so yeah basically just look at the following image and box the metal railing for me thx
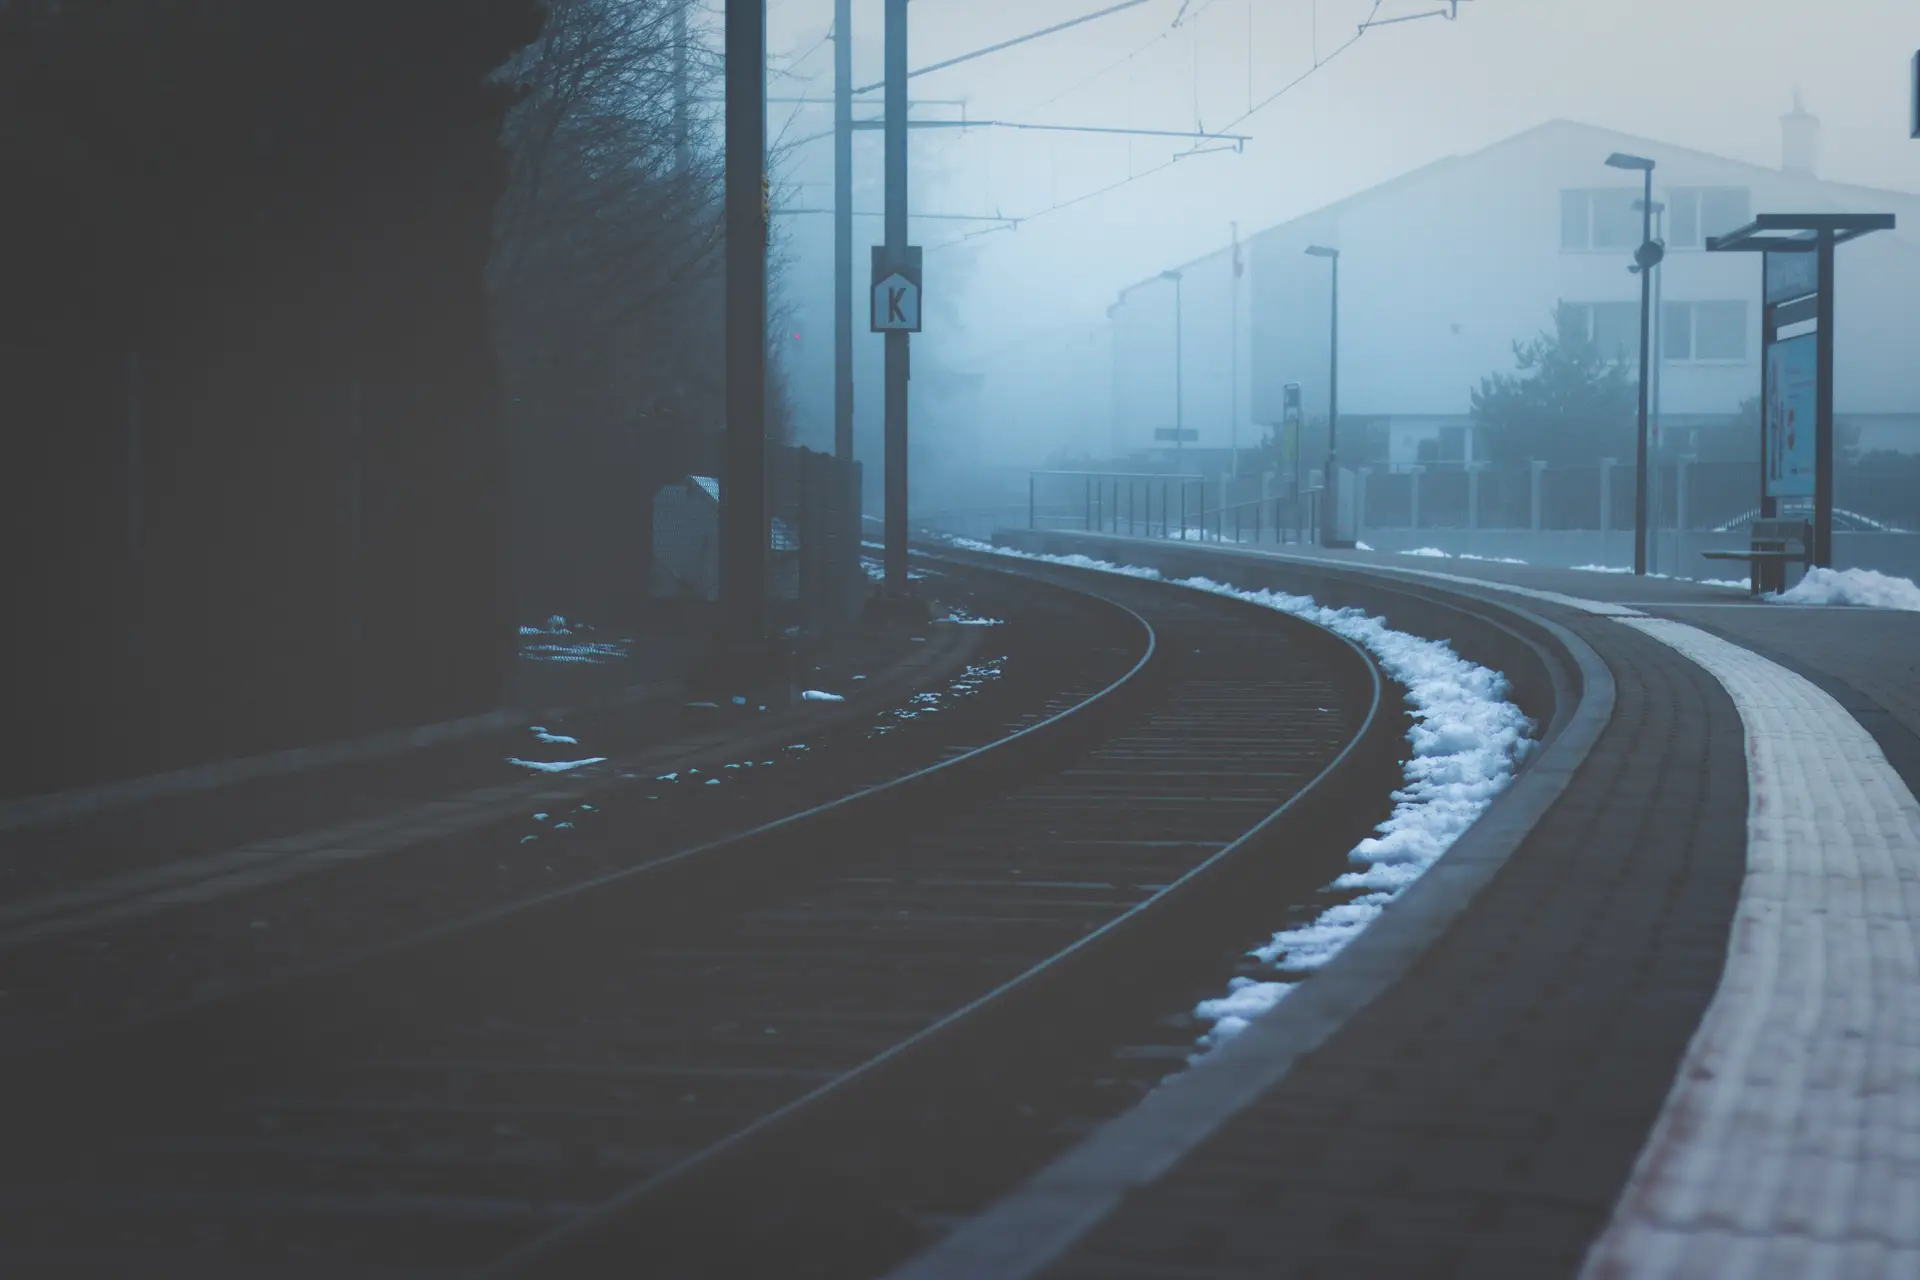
[1028,470,1324,546]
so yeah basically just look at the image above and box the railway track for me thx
[0,561,1119,1055]
[0,551,1406,1278]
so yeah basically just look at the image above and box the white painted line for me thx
[1580,617,1920,1278]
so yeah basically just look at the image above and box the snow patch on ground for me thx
[937,535,1538,1052]
[529,726,578,745]
[1456,553,1530,565]
[520,641,626,665]
[1355,541,1374,552]
[506,756,607,773]
[800,689,845,702]
[1770,566,1920,611]
[1399,547,1452,558]
[1175,573,1536,1049]
[1568,565,1778,591]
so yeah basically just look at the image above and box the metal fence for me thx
[1031,458,1920,541]
[1026,470,1321,546]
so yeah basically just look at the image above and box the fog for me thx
[754,0,1920,516]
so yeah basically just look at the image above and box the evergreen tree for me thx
[1471,303,1637,466]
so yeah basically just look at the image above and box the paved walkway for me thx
[894,534,1920,1280]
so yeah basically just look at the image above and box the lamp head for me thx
[1304,245,1339,259]
[1606,152,1655,172]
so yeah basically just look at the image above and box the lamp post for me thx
[1162,269,1185,471]
[1607,151,1660,575]
[1305,245,1343,547]
[1634,197,1666,571]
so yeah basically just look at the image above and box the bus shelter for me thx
[1705,212,1895,569]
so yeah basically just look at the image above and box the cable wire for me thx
[927,0,1390,252]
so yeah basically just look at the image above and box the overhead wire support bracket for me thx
[851,0,1153,94]
[1359,1,1471,31]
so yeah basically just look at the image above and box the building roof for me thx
[1115,117,1920,302]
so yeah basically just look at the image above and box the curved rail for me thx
[3,567,1158,1081]
[483,549,1404,1278]
[0,553,1403,1279]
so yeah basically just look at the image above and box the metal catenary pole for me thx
[882,0,910,594]
[833,0,853,464]
[722,0,769,648]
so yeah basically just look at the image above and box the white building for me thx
[1109,110,1920,472]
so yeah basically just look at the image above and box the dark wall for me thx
[0,0,543,796]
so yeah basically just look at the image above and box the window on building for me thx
[1560,188,1642,250]
[1560,190,1588,251]
[1693,301,1748,360]
[1565,301,1642,362]
[1660,301,1749,362]
[1662,301,1692,360]
[1438,425,1468,462]
[1665,187,1751,249]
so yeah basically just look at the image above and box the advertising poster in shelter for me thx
[1764,332,1817,498]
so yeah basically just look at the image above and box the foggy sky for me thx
[761,0,1917,364]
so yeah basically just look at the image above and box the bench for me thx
[1701,517,1812,594]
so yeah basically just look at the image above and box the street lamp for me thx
[1304,245,1344,548]
[1633,197,1666,572]
[1606,151,1660,575]
[1162,269,1185,468]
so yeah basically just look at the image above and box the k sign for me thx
[870,245,923,333]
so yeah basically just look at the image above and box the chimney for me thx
[1781,89,1820,179]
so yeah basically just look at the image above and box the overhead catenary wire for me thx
[850,0,1154,95]
[927,0,1395,253]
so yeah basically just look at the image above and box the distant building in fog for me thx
[1108,112,1920,474]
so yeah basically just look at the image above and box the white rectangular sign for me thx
[870,246,923,333]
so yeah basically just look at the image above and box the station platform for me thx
[895,531,1920,1280]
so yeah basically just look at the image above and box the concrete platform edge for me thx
[887,536,1618,1280]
